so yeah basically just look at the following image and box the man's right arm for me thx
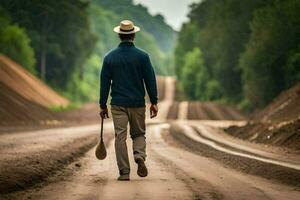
[99,57,112,112]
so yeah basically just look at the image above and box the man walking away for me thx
[99,20,158,181]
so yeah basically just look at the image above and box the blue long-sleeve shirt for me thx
[99,41,158,109]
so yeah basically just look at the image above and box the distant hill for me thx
[89,0,176,75]
[96,0,176,53]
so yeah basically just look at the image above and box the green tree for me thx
[239,0,300,108]
[174,22,199,79]
[0,11,36,73]
[64,54,101,102]
[88,1,171,75]
[181,48,215,100]
[95,0,176,53]
[284,45,300,88]
[175,0,271,104]
[0,0,96,89]
[88,3,119,56]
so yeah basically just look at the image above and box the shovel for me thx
[95,117,107,160]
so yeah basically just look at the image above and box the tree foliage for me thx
[0,10,36,73]
[181,48,222,101]
[95,0,176,53]
[90,0,176,75]
[0,0,96,89]
[175,0,300,110]
[0,0,177,102]
[239,0,300,109]
[82,1,177,102]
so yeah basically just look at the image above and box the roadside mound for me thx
[225,83,300,151]
[0,55,69,108]
[226,119,300,151]
[0,55,68,126]
[0,82,59,126]
[251,83,300,122]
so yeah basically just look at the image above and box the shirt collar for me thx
[119,41,135,47]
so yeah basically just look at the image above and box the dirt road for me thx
[5,123,299,199]
[1,77,300,200]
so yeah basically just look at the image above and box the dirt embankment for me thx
[0,55,69,107]
[0,55,69,126]
[0,56,115,195]
[226,119,300,151]
[0,82,59,126]
[225,83,300,151]
[251,83,300,122]
[0,56,99,130]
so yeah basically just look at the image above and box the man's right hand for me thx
[100,107,109,119]
[150,104,158,118]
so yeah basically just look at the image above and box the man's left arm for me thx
[143,54,158,118]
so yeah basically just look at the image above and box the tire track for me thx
[150,124,293,200]
[168,123,300,188]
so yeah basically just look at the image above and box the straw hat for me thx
[113,20,140,34]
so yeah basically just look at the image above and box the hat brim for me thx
[113,26,140,34]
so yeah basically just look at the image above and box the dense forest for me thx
[0,0,176,102]
[175,0,300,111]
[1,0,299,112]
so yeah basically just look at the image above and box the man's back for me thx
[99,41,157,109]
[99,20,158,181]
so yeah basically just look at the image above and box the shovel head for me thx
[95,139,107,160]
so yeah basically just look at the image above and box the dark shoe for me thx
[117,174,130,181]
[136,158,148,177]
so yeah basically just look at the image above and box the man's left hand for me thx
[150,104,158,118]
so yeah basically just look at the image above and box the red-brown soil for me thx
[0,55,69,107]
[226,119,300,151]
[225,83,300,151]
[0,82,60,126]
[251,83,300,122]
[0,55,70,126]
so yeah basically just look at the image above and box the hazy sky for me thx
[134,0,201,31]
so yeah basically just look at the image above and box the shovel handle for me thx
[100,117,104,140]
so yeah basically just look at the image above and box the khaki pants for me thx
[111,105,146,175]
